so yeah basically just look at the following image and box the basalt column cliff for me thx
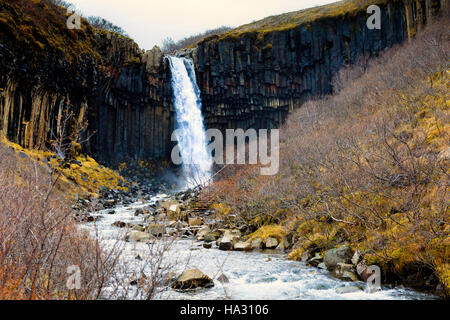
[191,0,446,132]
[0,0,446,164]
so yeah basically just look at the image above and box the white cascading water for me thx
[168,56,212,187]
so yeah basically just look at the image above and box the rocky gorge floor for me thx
[74,184,438,300]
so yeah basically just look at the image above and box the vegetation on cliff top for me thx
[199,0,390,44]
[204,15,449,297]
[0,0,102,64]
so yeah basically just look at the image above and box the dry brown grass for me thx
[0,141,118,299]
[207,13,449,296]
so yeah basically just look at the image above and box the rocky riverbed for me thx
[77,189,438,300]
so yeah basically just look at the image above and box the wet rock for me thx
[196,226,211,240]
[203,232,220,243]
[172,269,214,290]
[234,241,252,251]
[318,262,327,270]
[103,199,116,209]
[251,238,264,249]
[81,215,96,223]
[218,230,240,251]
[203,242,212,249]
[112,221,128,228]
[307,253,323,267]
[351,250,362,265]
[265,237,279,249]
[107,210,116,215]
[132,224,146,232]
[333,263,359,282]
[188,217,203,226]
[324,245,353,271]
[218,236,234,251]
[126,230,151,242]
[147,223,166,237]
[356,263,371,282]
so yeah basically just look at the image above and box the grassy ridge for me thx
[199,0,388,43]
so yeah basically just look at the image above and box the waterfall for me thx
[167,56,212,187]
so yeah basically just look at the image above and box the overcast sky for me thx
[68,0,337,50]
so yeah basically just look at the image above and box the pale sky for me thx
[69,0,337,50]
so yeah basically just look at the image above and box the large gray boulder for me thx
[147,223,166,237]
[233,241,252,251]
[332,263,359,282]
[265,237,279,249]
[324,245,353,271]
[251,238,264,249]
[218,230,240,251]
[172,269,214,290]
[125,231,151,242]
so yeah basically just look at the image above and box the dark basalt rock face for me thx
[86,36,175,164]
[0,0,175,164]
[0,0,445,164]
[192,0,444,133]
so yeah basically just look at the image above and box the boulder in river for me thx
[251,238,264,249]
[234,241,252,251]
[188,217,203,226]
[203,242,212,249]
[132,224,146,232]
[172,269,214,290]
[103,199,116,209]
[324,245,353,271]
[265,237,279,249]
[307,253,323,267]
[218,235,234,251]
[203,232,220,243]
[218,230,240,251]
[112,221,128,228]
[196,226,211,240]
[126,230,151,242]
[147,223,166,237]
[332,263,359,282]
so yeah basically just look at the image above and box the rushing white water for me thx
[168,56,212,186]
[81,199,437,300]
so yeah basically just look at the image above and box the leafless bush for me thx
[0,142,118,299]
[210,14,449,293]
[162,26,232,54]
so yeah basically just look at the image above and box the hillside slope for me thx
[205,14,449,297]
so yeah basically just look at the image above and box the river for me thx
[80,194,437,300]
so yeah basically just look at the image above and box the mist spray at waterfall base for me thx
[168,56,213,189]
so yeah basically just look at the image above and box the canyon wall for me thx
[0,0,446,164]
[86,37,174,163]
[191,0,445,132]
